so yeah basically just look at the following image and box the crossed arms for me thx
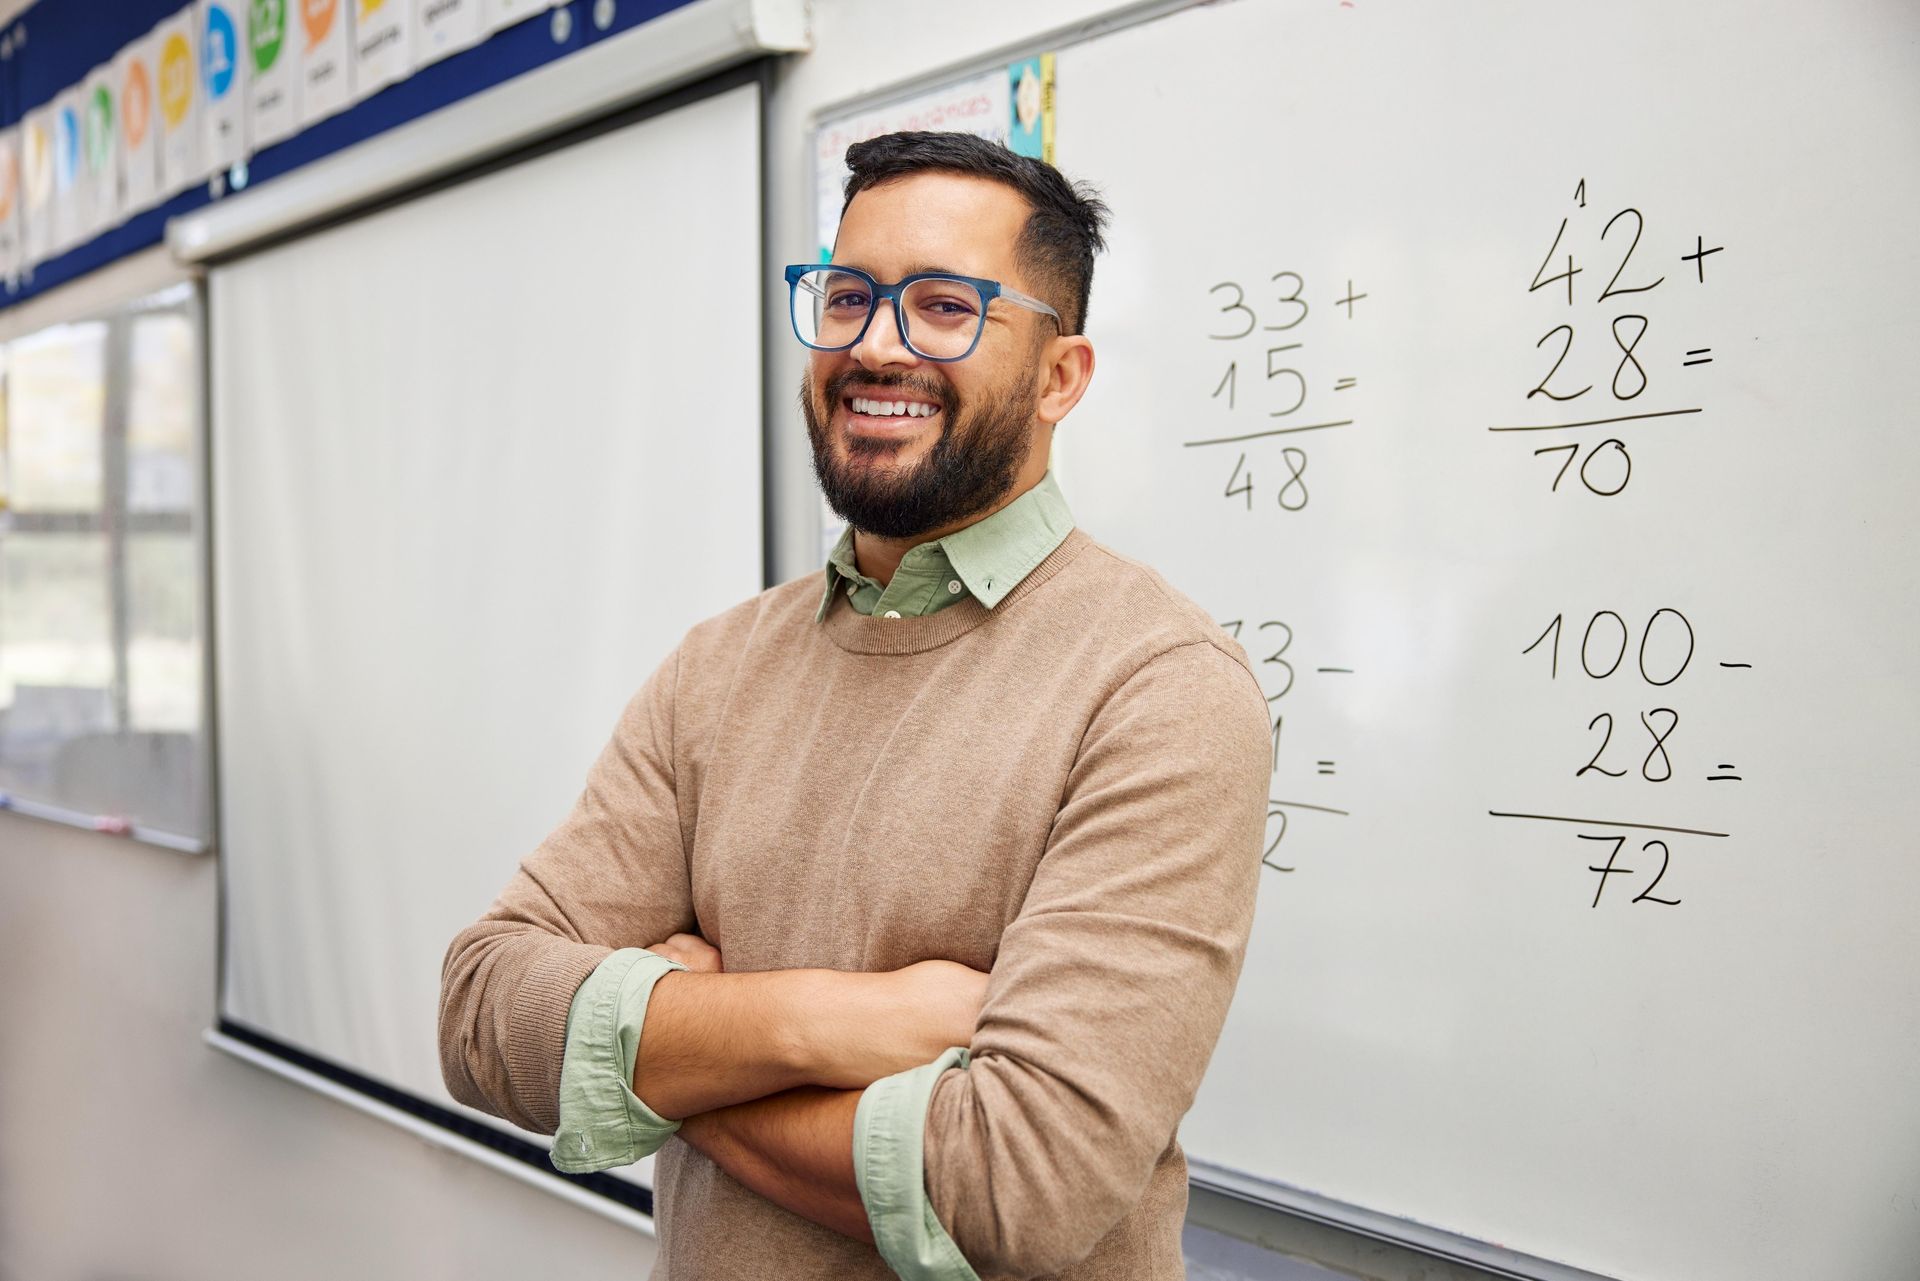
[438,640,1272,1277]
[623,931,989,1243]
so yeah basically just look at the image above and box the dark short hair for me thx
[841,131,1111,336]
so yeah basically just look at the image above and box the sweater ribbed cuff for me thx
[504,938,614,1134]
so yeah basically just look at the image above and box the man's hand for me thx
[804,959,988,1090]
[647,932,723,973]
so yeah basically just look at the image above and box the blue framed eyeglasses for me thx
[784,264,1061,362]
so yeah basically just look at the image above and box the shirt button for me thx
[947,580,962,594]
[847,583,858,596]
[883,610,902,619]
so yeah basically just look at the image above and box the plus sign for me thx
[1336,279,1367,319]
[1682,235,1724,283]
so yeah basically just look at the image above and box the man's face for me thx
[802,172,1053,540]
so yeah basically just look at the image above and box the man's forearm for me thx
[632,969,826,1119]
[633,959,983,1119]
[677,1087,870,1242]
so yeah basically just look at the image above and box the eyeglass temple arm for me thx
[997,284,1060,322]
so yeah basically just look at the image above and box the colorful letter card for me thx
[118,34,164,214]
[247,0,298,148]
[157,7,209,197]
[202,0,249,170]
[352,0,414,98]
[298,0,355,126]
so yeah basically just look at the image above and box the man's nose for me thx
[852,296,920,370]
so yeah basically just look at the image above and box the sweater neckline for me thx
[820,528,1093,655]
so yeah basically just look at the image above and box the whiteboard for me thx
[820,3,1920,1278]
[213,81,763,1188]
[1051,2,1920,1277]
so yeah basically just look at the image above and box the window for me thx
[0,282,205,846]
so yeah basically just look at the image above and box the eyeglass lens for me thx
[793,269,985,360]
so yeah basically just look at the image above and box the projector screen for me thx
[211,80,764,1193]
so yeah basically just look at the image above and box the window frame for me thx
[0,276,210,853]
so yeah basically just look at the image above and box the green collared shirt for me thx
[816,470,1075,621]
[552,473,1076,1279]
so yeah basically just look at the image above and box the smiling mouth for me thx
[841,394,943,430]
[846,395,940,418]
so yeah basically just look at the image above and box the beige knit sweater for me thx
[439,529,1272,1280]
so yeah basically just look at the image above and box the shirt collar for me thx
[815,471,1076,621]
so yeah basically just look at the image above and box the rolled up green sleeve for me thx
[550,947,687,1174]
[853,1046,980,1281]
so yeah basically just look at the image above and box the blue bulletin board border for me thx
[0,0,696,310]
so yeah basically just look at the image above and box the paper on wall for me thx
[117,34,164,214]
[0,128,22,284]
[81,64,122,240]
[352,0,413,98]
[414,0,480,66]
[156,7,209,197]
[246,0,298,148]
[298,0,355,125]
[18,107,51,268]
[49,86,83,254]
[202,0,248,171]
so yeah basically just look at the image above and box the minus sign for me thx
[1316,667,1353,673]
[1719,662,1752,668]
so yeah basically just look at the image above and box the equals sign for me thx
[1333,378,1357,391]
[1683,348,1713,366]
[1317,760,1337,776]
[1708,763,1742,782]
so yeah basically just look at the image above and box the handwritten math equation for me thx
[1218,614,1351,876]
[1492,604,1752,908]
[1187,268,1365,511]
[1489,178,1726,493]
[1182,185,1744,901]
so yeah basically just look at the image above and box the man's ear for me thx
[1036,335,1095,427]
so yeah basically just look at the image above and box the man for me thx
[439,131,1270,1280]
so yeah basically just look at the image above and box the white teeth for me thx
[850,396,937,419]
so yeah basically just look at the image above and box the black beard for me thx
[802,366,1036,541]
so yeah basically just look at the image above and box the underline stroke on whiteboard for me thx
[1488,809,1728,838]
[1486,407,1703,433]
[1184,419,1353,447]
